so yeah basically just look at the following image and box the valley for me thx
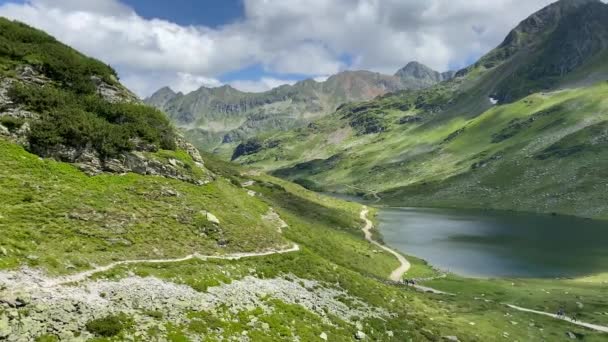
[1,0,608,341]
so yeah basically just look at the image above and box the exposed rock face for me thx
[91,75,139,104]
[395,61,454,88]
[29,141,211,185]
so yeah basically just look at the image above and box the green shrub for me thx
[85,314,132,337]
[0,116,24,132]
[10,83,176,159]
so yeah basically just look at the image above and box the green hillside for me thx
[234,0,608,220]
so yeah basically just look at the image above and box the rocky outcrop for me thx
[0,65,211,185]
[91,75,139,104]
[29,141,211,185]
[395,61,454,88]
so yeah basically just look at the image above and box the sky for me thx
[0,0,568,97]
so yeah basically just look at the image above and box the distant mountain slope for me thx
[145,62,452,156]
[233,0,608,220]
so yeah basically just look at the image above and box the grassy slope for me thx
[0,139,287,275]
[237,81,608,219]
[1,139,607,340]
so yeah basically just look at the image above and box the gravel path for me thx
[507,304,608,333]
[46,244,300,287]
[360,207,450,295]
[360,207,410,281]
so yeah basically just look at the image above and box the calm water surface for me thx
[379,207,608,278]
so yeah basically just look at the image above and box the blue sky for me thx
[121,0,244,27]
[0,0,559,96]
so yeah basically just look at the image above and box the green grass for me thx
[3,136,608,341]
[235,81,608,220]
[0,139,287,274]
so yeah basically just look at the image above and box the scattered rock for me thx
[241,180,255,187]
[355,331,366,340]
[0,313,11,338]
[206,212,220,225]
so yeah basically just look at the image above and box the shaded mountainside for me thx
[145,62,452,157]
[233,0,608,220]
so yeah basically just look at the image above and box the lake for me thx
[378,207,608,278]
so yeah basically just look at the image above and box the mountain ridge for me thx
[145,62,453,156]
[232,0,608,220]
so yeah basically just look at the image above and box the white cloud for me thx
[0,0,573,97]
[229,78,299,93]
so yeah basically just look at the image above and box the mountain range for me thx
[145,62,453,156]
[231,0,608,220]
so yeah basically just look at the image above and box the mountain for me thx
[395,61,455,88]
[2,10,608,342]
[145,63,452,157]
[232,0,608,220]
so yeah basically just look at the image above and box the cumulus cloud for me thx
[0,0,567,97]
[229,77,299,93]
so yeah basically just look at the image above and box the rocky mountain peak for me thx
[394,61,453,86]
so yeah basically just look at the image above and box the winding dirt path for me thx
[360,207,410,281]
[507,304,608,333]
[360,207,450,295]
[47,244,300,287]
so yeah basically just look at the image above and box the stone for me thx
[576,301,584,309]
[0,247,7,256]
[320,332,328,340]
[206,212,220,225]
[0,313,11,338]
[443,336,460,342]
[566,331,577,339]
[355,331,366,340]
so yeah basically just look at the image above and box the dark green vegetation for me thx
[0,17,116,93]
[234,0,608,220]
[85,314,133,337]
[0,18,174,160]
[146,63,453,157]
[10,83,175,158]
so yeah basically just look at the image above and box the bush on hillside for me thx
[10,83,176,159]
[85,314,132,337]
